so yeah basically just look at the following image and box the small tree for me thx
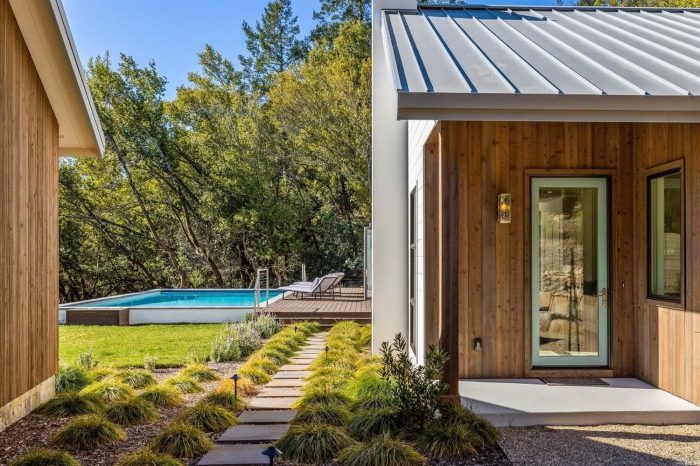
[380,333,449,432]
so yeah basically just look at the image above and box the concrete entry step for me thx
[265,378,306,388]
[219,424,290,443]
[273,371,309,379]
[460,378,700,427]
[258,387,301,398]
[248,396,297,410]
[198,443,271,465]
[237,410,296,424]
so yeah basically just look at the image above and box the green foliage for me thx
[145,354,160,371]
[346,365,387,400]
[35,392,103,417]
[8,449,79,466]
[179,364,219,382]
[291,403,350,426]
[164,376,203,394]
[217,378,258,397]
[258,347,289,366]
[347,407,400,441]
[76,349,99,371]
[416,422,479,458]
[276,424,355,464]
[245,356,279,375]
[358,325,372,347]
[263,341,295,358]
[202,389,246,412]
[80,381,135,403]
[139,385,184,407]
[349,393,394,412]
[339,434,425,466]
[380,333,449,431]
[151,423,213,459]
[209,333,242,363]
[112,369,157,389]
[55,365,91,393]
[238,365,271,385]
[439,402,501,447]
[115,449,183,466]
[295,389,351,409]
[106,398,159,426]
[52,415,125,449]
[245,312,283,338]
[87,368,115,382]
[178,403,238,433]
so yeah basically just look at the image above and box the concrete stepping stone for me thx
[258,387,301,398]
[265,378,306,388]
[198,443,270,465]
[290,358,314,364]
[219,424,290,443]
[273,371,310,379]
[280,364,310,371]
[237,410,296,424]
[248,396,297,410]
[295,351,320,357]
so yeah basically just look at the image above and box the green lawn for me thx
[59,324,223,368]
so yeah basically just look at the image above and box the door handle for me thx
[601,287,607,308]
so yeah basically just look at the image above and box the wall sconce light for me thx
[498,193,511,224]
[474,338,483,352]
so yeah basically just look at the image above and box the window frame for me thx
[646,163,685,305]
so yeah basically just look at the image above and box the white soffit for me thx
[10,0,105,157]
[382,5,700,121]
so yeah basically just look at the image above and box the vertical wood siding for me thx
[0,0,60,408]
[426,121,700,404]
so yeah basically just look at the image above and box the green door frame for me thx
[531,177,609,367]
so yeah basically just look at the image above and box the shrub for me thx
[347,407,401,441]
[340,434,425,466]
[35,392,103,417]
[106,398,159,426]
[295,389,351,409]
[87,368,115,382]
[8,449,79,466]
[52,415,125,449]
[178,403,238,432]
[276,424,355,464]
[144,354,159,372]
[439,402,500,447]
[245,312,282,338]
[76,349,98,371]
[227,322,263,356]
[151,423,213,459]
[202,389,245,412]
[180,364,219,382]
[209,333,241,363]
[139,385,184,407]
[380,333,448,431]
[115,449,183,466]
[291,403,350,426]
[238,365,271,385]
[245,356,278,375]
[416,422,479,457]
[80,381,135,403]
[217,378,258,397]
[55,365,90,393]
[164,376,202,394]
[112,370,157,389]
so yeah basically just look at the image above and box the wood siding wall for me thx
[0,0,60,408]
[426,121,700,404]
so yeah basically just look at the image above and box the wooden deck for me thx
[266,288,371,328]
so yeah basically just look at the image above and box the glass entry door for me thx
[531,177,608,367]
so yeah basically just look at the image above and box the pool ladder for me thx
[254,268,270,313]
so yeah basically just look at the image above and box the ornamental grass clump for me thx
[35,392,103,417]
[305,366,353,383]
[52,415,125,449]
[439,402,501,447]
[115,449,183,466]
[180,363,219,382]
[55,365,90,393]
[291,403,351,426]
[202,388,246,412]
[358,325,372,348]
[80,381,135,403]
[8,449,79,466]
[178,403,238,432]
[106,398,159,426]
[151,423,213,459]
[275,424,355,464]
[88,368,115,382]
[295,389,352,409]
[238,365,271,385]
[339,434,425,466]
[139,385,184,407]
[346,365,388,400]
[245,356,279,375]
[416,422,479,457]
[263,341,295,358]
[347,407,401,441]
[163,376,202,394]
[257,347,289,366]
[217,378,258,397]
[112,369,157,389]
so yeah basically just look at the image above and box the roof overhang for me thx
[9,0,104,157]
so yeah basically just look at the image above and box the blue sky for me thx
[63,0,553,99]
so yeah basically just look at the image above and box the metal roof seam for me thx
[616,10,700,46]
[399,12,434,92]
[382,12,408,92]
[639,9,700,35]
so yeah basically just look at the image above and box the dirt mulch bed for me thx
[0,362,241,466]
[500,424,700,466]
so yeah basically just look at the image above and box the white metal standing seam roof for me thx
[381,5,700,121]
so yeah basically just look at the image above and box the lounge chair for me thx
[291,272,344,297]
[279,274,339,299]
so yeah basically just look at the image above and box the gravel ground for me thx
[499,425,700,466]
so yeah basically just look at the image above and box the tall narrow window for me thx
[409,188,417,352]
[648,169,683,302]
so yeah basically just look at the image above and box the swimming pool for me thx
[59,289,284,325]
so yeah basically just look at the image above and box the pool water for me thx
[67,289,283,308]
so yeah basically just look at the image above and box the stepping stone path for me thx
[199,332,329,466]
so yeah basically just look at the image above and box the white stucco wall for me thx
[371,0,417,352]
[408,120,436,364]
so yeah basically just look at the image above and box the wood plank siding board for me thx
[0,0,60,408]
[425,121,700,404]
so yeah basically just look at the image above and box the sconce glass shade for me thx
[498,193,512,224]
